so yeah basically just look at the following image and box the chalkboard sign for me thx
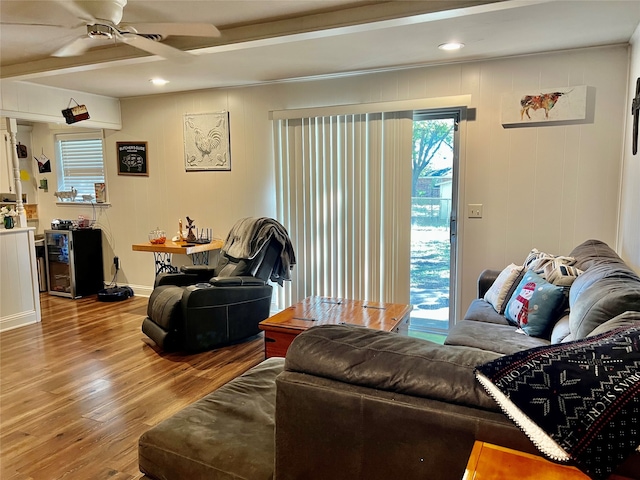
[117,142,148,176]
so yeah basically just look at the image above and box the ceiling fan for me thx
[31,0,220,61]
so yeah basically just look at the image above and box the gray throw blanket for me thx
[222,217,296,285]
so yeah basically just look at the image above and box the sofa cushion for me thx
[445,320,549,355]
[138,357,283,480]
[587,311,640,337]
[569,264,640,339]
[463,298,512,325]
[285,324,501,411]
[483,263,525,314]
[504,271,567,337]
[569,239,628,271]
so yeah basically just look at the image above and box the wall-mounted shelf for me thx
[0,202,38,220]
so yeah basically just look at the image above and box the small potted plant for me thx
[0,206,18,229]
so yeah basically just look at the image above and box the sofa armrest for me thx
[154,272,200,287]
[179,264,217,276]
[478,269,502,298]
[285,324,502,411]
[209,276,267,286]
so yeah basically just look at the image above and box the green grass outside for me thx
[408,330,446,344]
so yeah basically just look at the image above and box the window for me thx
[55,131,105,200]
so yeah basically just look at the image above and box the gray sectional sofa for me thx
[139,239,640,480]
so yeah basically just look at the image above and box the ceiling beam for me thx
[1,0,513,80]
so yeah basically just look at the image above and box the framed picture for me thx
[183,112,231,171]
[501,85,589,128]
[94,183,106,203]
[117,141,149,176]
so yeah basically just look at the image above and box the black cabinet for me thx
[44,229,104,298]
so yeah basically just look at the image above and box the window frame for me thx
[54,130,107,204]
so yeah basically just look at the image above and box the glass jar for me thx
[148,227,166,244]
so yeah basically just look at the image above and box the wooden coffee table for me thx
[259,295,412,358]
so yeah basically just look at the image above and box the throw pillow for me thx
[522,248,576,277]
[504,271,566,337]
[483,263,525,314]
[543,261,583,287]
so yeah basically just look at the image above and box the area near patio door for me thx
[409,112,458,335]
[273,103,463,332]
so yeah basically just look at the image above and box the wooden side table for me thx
[259,296,412,358]
[132,239,223,275]
[463,441,631,480]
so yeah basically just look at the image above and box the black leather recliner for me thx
[142,217,295,352]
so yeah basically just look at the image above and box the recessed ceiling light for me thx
[150,78,169,86]
[438,42,465,51]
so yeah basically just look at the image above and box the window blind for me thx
[55,131,105,198]
[273,111,413,308]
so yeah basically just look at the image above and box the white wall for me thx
[31,45,632,314]
[619,25,640,273]
[1,81,121,130]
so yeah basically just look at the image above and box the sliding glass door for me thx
[409,110,460,334]
[273,106,462,331]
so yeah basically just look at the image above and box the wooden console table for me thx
[259,295,412,358]
[463,441,632,480]
[132,239,223,275]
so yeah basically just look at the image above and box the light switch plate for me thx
[468,204,483,218]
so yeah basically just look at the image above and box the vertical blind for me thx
[55,131,105,198]
[273,111,414,308]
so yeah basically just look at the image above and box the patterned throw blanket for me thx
[475,326,640,479]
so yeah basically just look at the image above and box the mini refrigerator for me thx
[44,228,104,298]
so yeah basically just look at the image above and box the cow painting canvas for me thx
[501,85,588,127]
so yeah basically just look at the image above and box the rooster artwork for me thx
[183,112,231,170]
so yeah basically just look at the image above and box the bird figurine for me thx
[186,216,196,242]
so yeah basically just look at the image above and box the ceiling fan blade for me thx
[52,36,96,57]
[123,23,221,38]
[118,33,194,62]
[0,21,83,28]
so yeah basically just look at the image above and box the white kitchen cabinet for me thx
[0,227,41,331]
[0,129,14,195]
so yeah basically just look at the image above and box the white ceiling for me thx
[1,0,640,99]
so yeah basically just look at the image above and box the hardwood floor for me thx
[0,293,265,480]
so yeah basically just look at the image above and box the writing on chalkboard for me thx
[117,142,149,176]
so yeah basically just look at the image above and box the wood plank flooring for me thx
[0,293,265,480]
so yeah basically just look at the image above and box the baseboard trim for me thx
[0,310,39,332]
[128,284,153,298]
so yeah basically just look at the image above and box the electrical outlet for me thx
[468,204,483,218]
